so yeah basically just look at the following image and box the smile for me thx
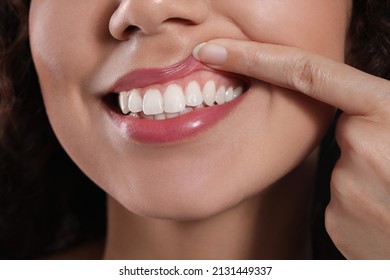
[105,56,249,144]
[118,77,244,120]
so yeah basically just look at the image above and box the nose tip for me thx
[109,0,209,40]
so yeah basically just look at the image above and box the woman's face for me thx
[30,0,351,219]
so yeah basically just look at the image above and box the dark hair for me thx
[0,0,106,259]
[0,0,389,259]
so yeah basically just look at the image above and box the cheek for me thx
[28,1,112,183]
[29,0,115,143]
[216,0,350,60]
[29,1,113,90]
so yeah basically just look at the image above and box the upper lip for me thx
[110,56,209,93]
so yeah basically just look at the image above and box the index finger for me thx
[193,38,390,116]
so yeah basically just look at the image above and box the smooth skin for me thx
[30,0,345,222]
[194,39,390,259]
[31,0,384,259]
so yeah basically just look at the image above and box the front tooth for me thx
[185,80,203,107]
[215,86,226,105]
[119,92,130,114]
[143,88,164,115]
[225,87,235,102]
[128,89,143,113]
[202,81,216,106]
[163,84,186,113]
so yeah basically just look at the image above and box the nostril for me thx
[163,18,196,26]
[124,25,140,36]
[109,0,209,40]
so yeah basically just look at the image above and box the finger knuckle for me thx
[330,160,363,205]
[324,202,342,245]
[335,115,364,155]
[288,53,326,95]
[362,95,390,122]
[330,163,351,199]
[324,217,350,257]
[357,81,390,119]
[325,199,354,254]
[335,115,351,151]
[324,202,336,233]
[336,116,389,169]
[329,165,343,194]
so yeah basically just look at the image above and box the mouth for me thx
[114,73,245,120]
[103,57,249,144]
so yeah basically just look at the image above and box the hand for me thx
[193,38,390,259]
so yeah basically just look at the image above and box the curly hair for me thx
[0,0,389,259]
[348,0,390,78]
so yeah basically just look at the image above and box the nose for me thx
[109,0,209,40]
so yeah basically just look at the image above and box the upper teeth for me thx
[118,80,244,118]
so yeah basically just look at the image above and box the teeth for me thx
[166,113,179,119]
[202,80,216,106]
[129,112,141,119]
[163,84,186,113]
[185,81,203,107]
[140,112,154,120]
[179,107,194,115]
[215,85,226,105]
[154,113,166,120]
[143,88,164,115]
[225,87,234,102]
[128,89,143,113]
[118,80,245,119]
[119,92,130,114]
[233,86,244,98]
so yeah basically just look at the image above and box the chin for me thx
[105,173,255,221]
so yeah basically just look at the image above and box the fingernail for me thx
[192,43,228,65]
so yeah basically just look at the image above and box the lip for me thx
[106,56,248,145]
[111,56,204,93]
[109,95,244,144]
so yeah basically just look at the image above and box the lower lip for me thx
[108,95,245,145]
